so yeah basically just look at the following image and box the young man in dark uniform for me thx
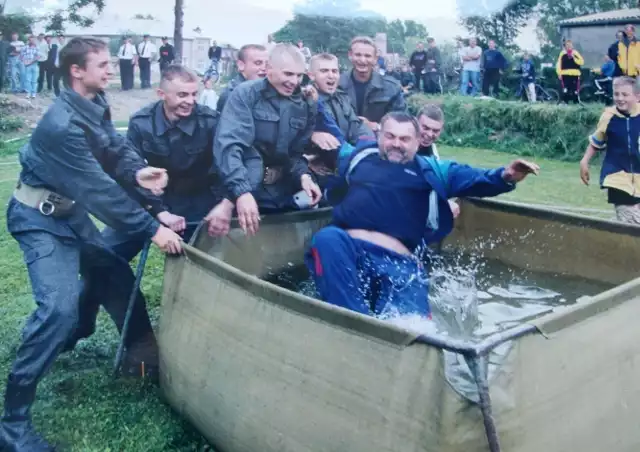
[339,36,406,135]
[102,64,222,260]
[216,44,268,113]
[306,112,539,318]
[0,37,183,451]
[207,44,322,237]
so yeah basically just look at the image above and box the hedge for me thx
[407,94,604,161]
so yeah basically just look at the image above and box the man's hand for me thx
[448,199,461,219]
[301,174,322,206]
[502,159,540,183]
[157,211,186,233]
[136,167,168,195]
[359,117,379,133]
[301,85,318,101]
[236,192,260,236]
[151,225,183,254]
[311,131,341,151]
[580,159,590,185]
[204,198,235,237]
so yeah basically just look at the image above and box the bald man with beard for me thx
[206,44,322,237]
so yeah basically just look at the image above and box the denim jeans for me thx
[305,226,430,318]
[9,57,23,93]
[23,63,37,96]
[460,70,480,96]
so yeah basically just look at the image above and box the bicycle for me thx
[515,76,559,103]
[578,74,612,105]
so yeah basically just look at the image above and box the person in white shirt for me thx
[9,32,25,93]
[118,36,137,91]
[137,34,157,89]
[52,35,65,96]
[459,37,482,96]
[198,77,219,110]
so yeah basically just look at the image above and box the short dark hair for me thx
[238,44,266,62]
[160,64,199,86]
[59,37,108,87]
[417,104,444,123]
[380,111,420,137]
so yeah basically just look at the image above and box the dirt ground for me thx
[4,86,159,137]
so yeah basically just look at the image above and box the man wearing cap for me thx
[137,34,156,89]
[158,37,174,74]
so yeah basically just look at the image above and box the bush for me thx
[407,94,604,161]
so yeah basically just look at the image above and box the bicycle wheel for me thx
[540,87,560,103]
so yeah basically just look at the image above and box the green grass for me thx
[0,140,613,450]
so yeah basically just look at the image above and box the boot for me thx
[0,375,55,451]
[120,332,159,381]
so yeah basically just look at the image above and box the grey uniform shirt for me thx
[338,70,406,124]
[214,78,317,200]
[126,101,221,216]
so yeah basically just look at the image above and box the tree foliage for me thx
[274,11,428,62]
[43,0,105,34]
[293,0,383,19]
[0,11,33,39]
[536,0,636,59]
[459,0,537,51]
[386,19,428,54]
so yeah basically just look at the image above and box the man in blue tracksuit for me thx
[305,112,539,318]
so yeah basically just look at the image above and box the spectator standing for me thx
[519,51,537,102]
[481,40,508,97]
[208,40,222,72]
[158,37,174,73]
[36,34,51,93]
[118,36,137,91]
[9,32,25,93]
[297,40,312,69]
[0,33,9,93]
[137,34,156,89]
[20,35,39,99]
[52,35,65,96]
[616,24,640,77]
[424,38,442,94]
[556,40,584,104]
[459,37,482,96]
[608,31,625,77]
[409,42,428,92]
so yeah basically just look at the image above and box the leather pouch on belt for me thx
[13,181,76,218]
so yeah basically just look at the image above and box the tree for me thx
[459,0,537,51]
[0,6,33,39]
[42,0,106,34]
[536,0,635,59]
[386,19,429,54]
[174,0,184,64]
[274,13,386,62]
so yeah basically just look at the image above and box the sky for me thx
[21,0,540,51]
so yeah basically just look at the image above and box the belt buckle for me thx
[38,200,56,216]
[263,166,281,185]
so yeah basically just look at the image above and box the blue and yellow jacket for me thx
[617,37,640,77]
[589,104,640,195]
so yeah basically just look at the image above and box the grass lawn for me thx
[0,139,613,450]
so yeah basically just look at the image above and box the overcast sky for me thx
[23,0,540,51]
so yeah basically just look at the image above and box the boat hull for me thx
[158,199,640,452]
